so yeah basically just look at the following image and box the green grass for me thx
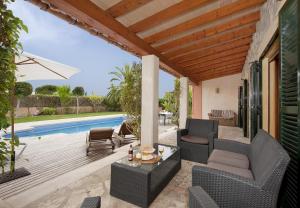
[15,112,124,123]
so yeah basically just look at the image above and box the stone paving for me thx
[0,125,248,208]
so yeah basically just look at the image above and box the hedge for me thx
[18,95,105,108]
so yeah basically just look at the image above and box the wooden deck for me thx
[0,132,117,199]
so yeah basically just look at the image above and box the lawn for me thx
[15,112,124,123]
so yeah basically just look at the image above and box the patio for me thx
[2,0,298,207]
[0,116,175,201]
[0,126,247,208]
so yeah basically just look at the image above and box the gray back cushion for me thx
[249,130,283,185]
[213,120,219,138]
[187,119,214,138]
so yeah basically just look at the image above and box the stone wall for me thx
[242,0,286,79]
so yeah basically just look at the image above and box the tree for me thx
[0,0,28,174]
[88,95,103,112]
[162,79,180,127]
[72,86,84,96]
[72,86,84,114]
[109,62,142,139]
[159,98,165,110]
[105,84,121,111]
[35,85,57,95]
[57,86,72,107]
[15,82,32,108]
[188,87,192,116]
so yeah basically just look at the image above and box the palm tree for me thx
[108,62,142,139]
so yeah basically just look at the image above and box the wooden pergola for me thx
[29,0,265,83]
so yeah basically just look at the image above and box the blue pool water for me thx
[4,116,125,139]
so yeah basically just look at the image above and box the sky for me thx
[9,0,175,97]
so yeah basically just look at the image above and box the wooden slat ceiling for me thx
[28,0,266,83]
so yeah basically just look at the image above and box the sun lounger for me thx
[114,121,136,145]
[86,128,115,155]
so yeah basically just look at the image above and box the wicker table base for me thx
[110,144,181,208]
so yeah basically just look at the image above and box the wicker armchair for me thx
[208,110,236,126]
[189,186,219,208]
[191,130,290,208]
[177,119,218,163]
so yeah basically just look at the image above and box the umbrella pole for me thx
[10,84,16,174]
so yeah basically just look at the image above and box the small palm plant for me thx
[109,62,142,139]
[0,137,9,175]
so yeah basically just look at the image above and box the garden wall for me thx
[14,95,107,117]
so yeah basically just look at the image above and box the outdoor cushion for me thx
[187,119,214,138]
[249,130,284,184]
[208,149,249,169]
[211,110,222,117]
[181,135,209,145]
[221,110,235,119]
[207,162,253,179]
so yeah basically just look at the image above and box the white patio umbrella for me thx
[11,52,79,160]
[15,52,79,81]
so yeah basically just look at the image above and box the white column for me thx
[179,77,189,129]
[141,55,159,148]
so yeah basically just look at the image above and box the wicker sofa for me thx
[208,110,236,126]
[177,119,218,163]
[190,130,290,208]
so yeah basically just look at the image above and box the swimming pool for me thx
[4,116,125,139]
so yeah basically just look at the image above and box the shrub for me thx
[39,107,56,115]
[72,86,85,96]
[57,86,72,106]
[88,95,103,111]
[35,85,57,95]
[15,82,33,97]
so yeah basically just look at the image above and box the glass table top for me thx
[115,144,179,172]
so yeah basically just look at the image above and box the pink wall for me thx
[191,74,241,119]
[192,82,202,119]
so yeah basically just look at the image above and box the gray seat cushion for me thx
[181,135,209,144]
[207,162,253,179]
[208,149,249,169]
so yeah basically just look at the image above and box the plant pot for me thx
[0,167,30,184]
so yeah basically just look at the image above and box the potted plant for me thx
[0,0,30,183]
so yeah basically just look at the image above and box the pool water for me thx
[4,116,125,139]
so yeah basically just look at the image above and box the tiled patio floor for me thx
[0,125,248,208]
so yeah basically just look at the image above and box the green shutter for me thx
[279,0,300,207]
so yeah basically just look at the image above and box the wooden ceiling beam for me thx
[193,64,243,77]
[164,24,256,58]
[144,0,265,44]
[186,59,246,76]
[155,11,260,52]
[129,0,214,33]
[33,0,190,78]
[172,37,252,63]
[180,46,249,68]
[196,69,242,81]
[197,68,242,79]
[188,61,244,74]
[106,0,152,18]
[184,52,247,72]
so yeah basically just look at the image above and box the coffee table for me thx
[110,143,181,208]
